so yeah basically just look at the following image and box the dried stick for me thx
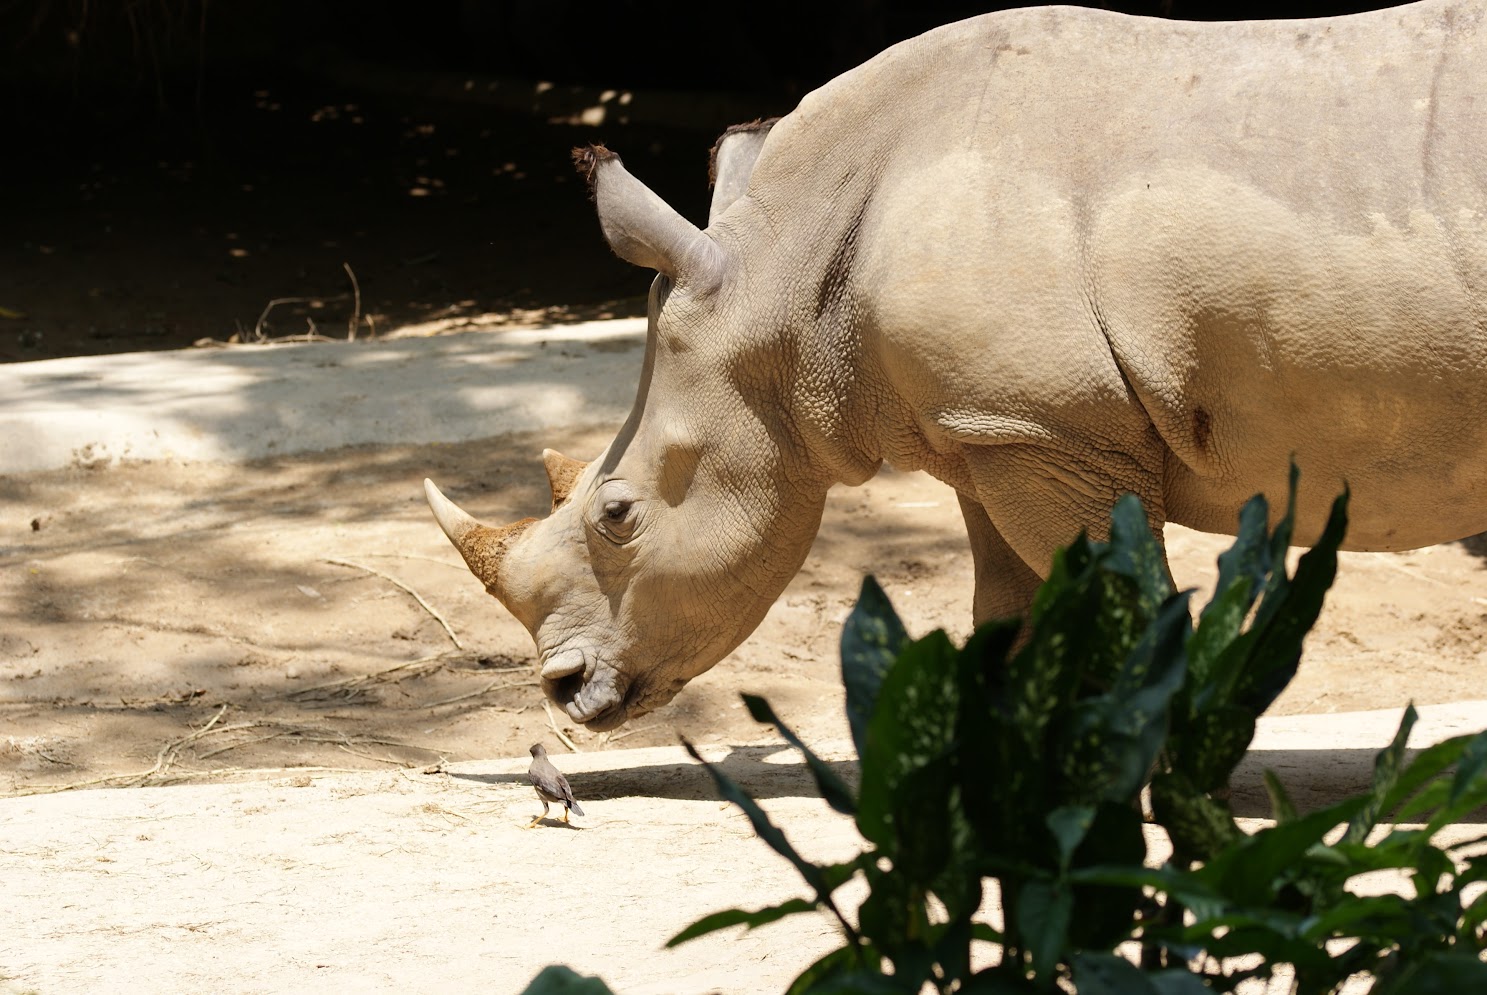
[421,679,537,709]
[257,294,349,342]
[343,262,361,341]
[543,700,583,753]
[285,652,456,698]
[321,557,463,650]
[18,705,235,794]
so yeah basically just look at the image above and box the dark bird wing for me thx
[528,752,582,814]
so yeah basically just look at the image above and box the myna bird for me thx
[526,742,584,828]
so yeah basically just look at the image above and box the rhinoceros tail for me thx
[572,143,618,194]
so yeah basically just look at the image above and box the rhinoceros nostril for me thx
[548,672,583,708]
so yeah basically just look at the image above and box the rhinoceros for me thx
[425,0,1487,731]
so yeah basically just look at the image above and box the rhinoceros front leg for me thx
[960,443,1171,624]
[956,492,1046,626]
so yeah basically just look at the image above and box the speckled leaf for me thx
[1015,879,1072,980]
[841,576,908,760]
[1105,493,1174,618]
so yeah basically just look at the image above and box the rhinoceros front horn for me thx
[422,478,535,600]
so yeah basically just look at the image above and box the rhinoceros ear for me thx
[573,144,722,286]
[707,118,777,226]
[541,448,589,511]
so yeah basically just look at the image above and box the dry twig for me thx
[285,652,457,698]
[343,262,361,341]
[421,679,538,709]
[320,557,464,650]
[543,700,583,753]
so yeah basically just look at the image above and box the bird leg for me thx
[561,806,571,824]
[526,800,549,829]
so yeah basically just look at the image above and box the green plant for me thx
[523,471,1487,993]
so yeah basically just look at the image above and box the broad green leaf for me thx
[855,861,915,951]
[1059,592,1191,806]
[960,969,1044,994]
[1449,730,1487,807]
[857,628,959,867]
[841,576,908,760]
[1235,488,1349,716]
[666,898,817,947]
[1378,732,1476,818]
[1150,770,1243,865]
[1199,795,1366,906]
[1370,951,1487,994]
[1147,970,1218,995]
[1300,892,1418,943]
[1423,733,1487,833]
[1072,953,1215,995]
[1345,703,1418,843]
[1067,863,1228,921]
[1070,952,1164,995]
[1105,492,1174,617]
[518,966,618,995]
[1046,805,1095,869]
[742,693,856,815]
[1188,494,1272,694]
[1065,802,1147,950]
[785,945,870,995]
[1263,769,1299,823]
[1015,879,1072,980]
[1170,704,1255,795]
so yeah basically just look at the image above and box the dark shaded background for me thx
[2,1,1400,362]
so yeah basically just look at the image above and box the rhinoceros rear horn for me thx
[423,478,535,600]
[541,449,588,511]
[572,144,722,286]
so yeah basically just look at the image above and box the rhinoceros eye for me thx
[594,490,639,543]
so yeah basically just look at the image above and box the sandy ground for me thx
[3,334,1487,992]
[3,399,1486,797]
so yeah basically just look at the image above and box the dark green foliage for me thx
[524,469,1487,994]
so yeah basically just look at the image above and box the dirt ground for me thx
[4,413,1486,797]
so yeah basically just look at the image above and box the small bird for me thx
[526,742,584,828]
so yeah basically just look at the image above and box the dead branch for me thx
[543,700,583,753]
[343,262,361,341]
[321,557,464,650]
[285,652,458,699]
[420,679,538,709]
[253,295,343,341]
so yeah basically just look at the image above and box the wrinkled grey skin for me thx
[428,0,1487,731]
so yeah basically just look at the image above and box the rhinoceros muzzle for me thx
[537,647,629,728]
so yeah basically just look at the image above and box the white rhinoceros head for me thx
[424,138,833,731]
